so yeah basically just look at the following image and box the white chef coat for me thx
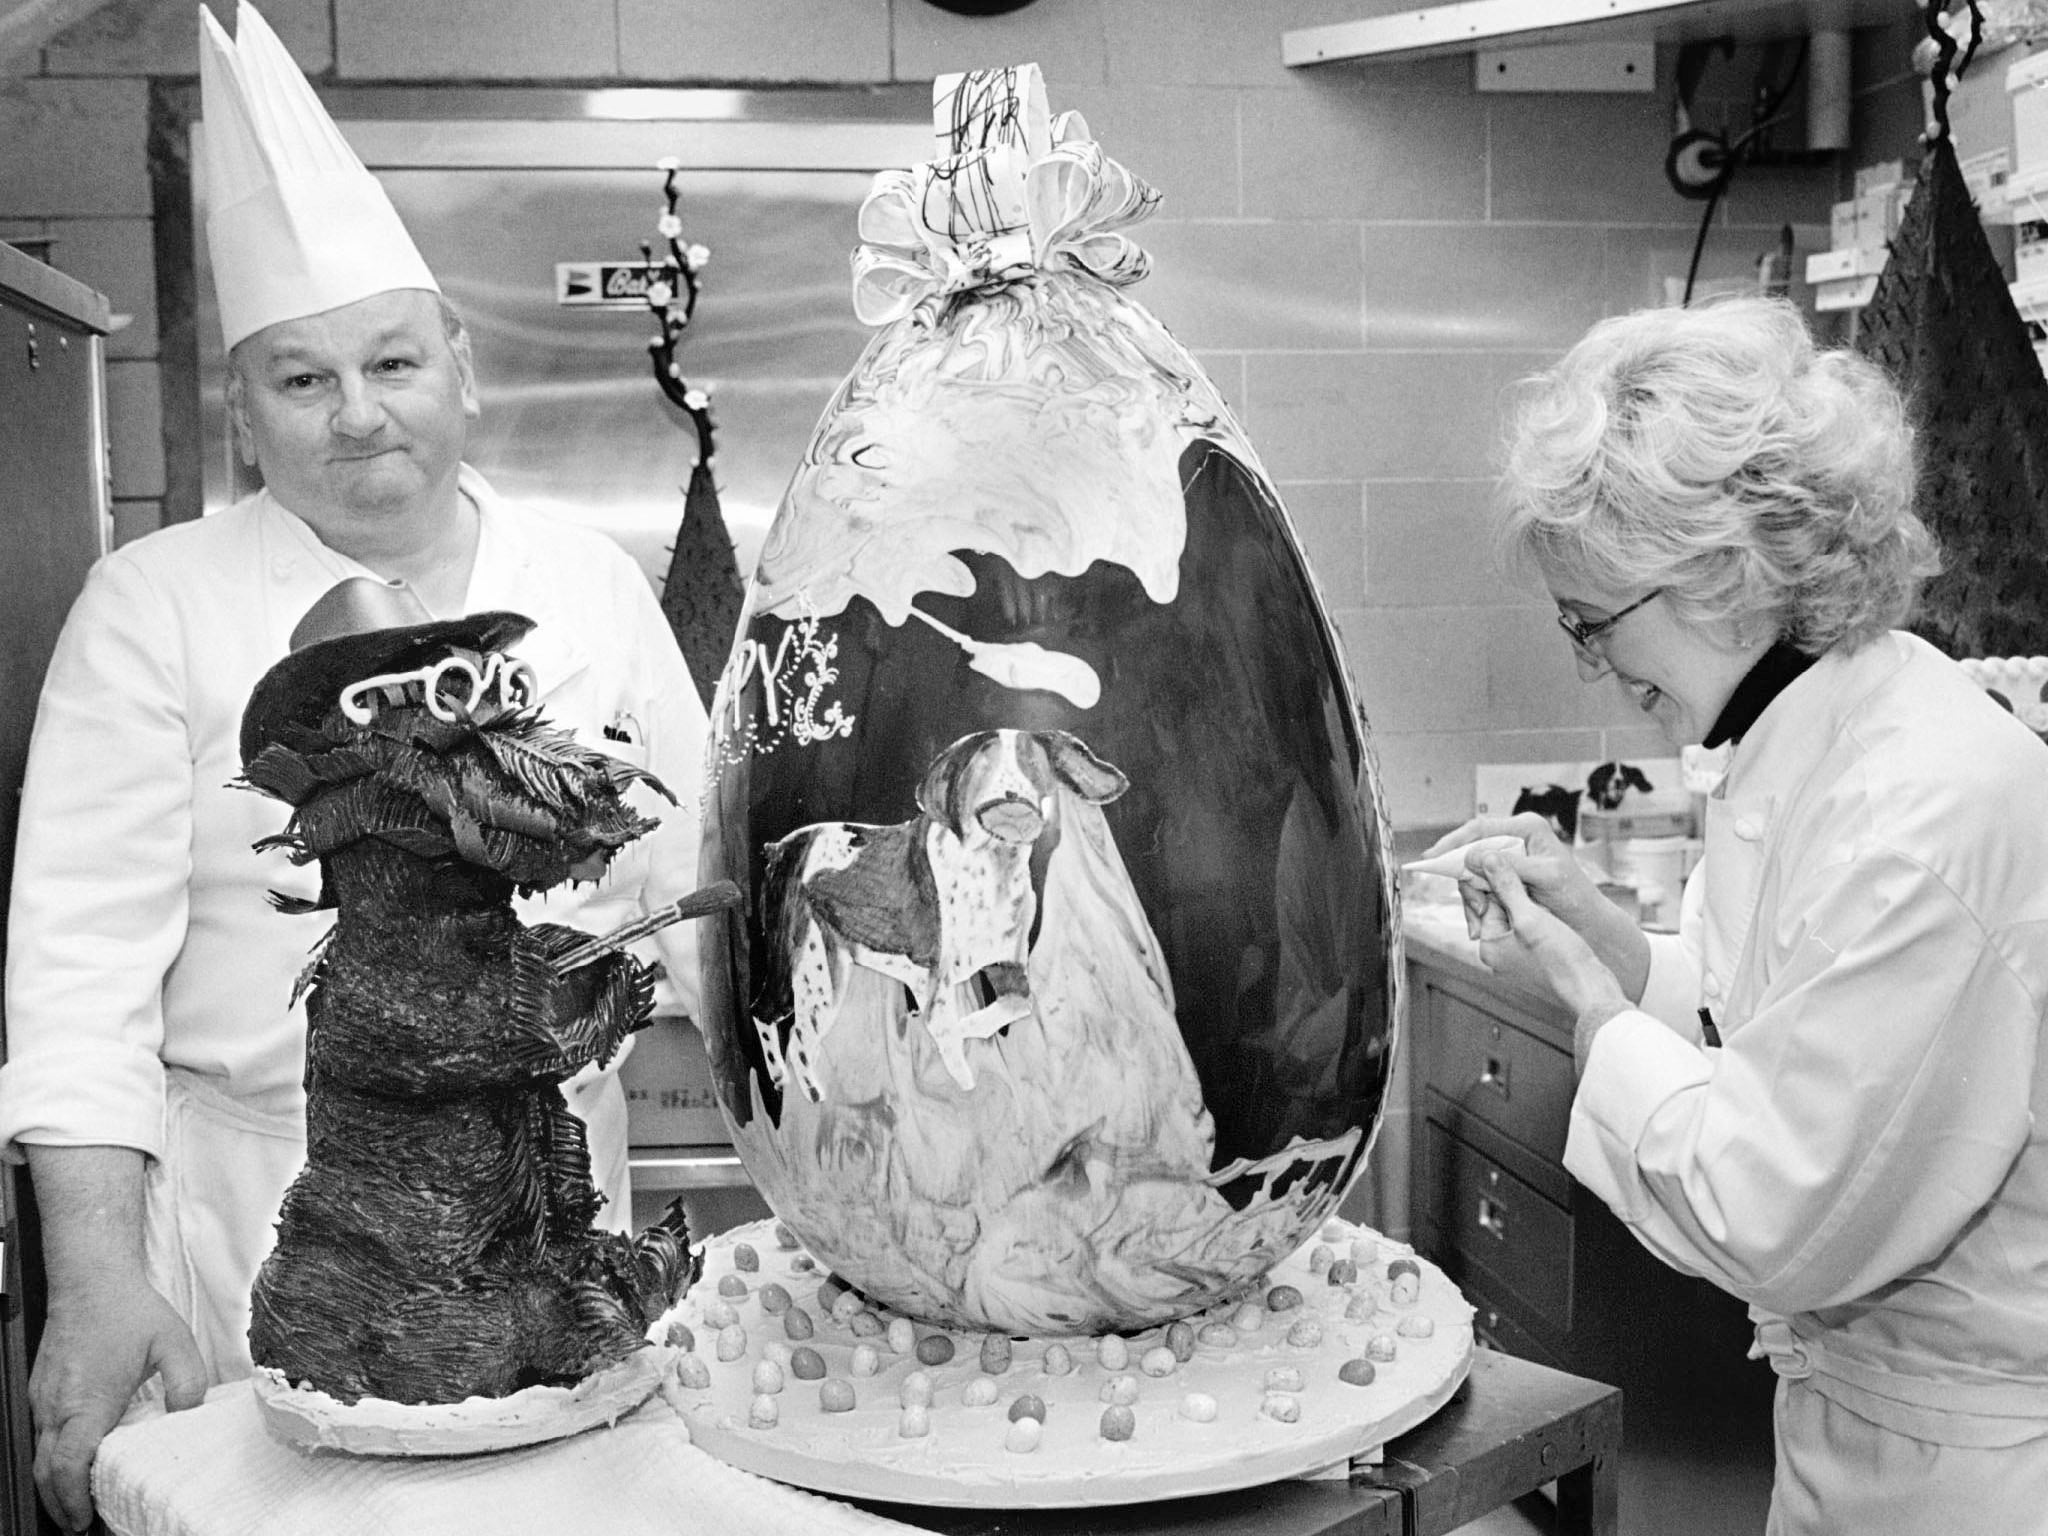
[0,466,709,1384]
[1564,631,2048,1533]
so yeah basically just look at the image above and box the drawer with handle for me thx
[1425,1118,1573,1334]
[1467,1285,1566,1370]
[1421,980,1575,1164]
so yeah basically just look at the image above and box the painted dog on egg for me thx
[755,728,1127,1097]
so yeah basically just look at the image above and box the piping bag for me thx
[1401,834,1523,940]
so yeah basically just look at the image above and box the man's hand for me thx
[30,1277,207,1531]
[1477,855,1632,1074]
[23,1145,207,1531]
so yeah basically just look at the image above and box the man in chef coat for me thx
[0,7,708,1529]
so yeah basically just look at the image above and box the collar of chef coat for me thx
[1695,632,1917,1024]
[258,464,593,704]
[1715,632,1915,810]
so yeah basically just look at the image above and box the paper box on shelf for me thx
[1830,198,1860,249]
[620,1016,731,1146]
[2018,234,2048,283]
[1806,246,1889,284]
[1959,146,2013,219]
[1579,803,1696,842]
[1815,273,1882,312]
[2010,47,2048,177]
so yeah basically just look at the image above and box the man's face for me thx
[227,288,478,527]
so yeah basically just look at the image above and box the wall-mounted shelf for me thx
[1284,0,1913,68]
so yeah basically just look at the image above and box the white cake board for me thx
[251,1344,679,1457]
[658,1218,1474,1509]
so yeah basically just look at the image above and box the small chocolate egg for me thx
[961,1375,1000,1407]
[789,1346,826,1380]
[979,1334,1013,1374]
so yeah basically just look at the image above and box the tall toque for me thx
[199,1,439,351]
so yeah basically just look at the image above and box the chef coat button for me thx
[1733,818,1762,841]
[1704,973,1723,999]
[271,557,294,580]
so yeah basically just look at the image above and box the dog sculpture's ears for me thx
[915,731,995,831]
[1043,731,1128,805]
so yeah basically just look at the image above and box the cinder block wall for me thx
[1,0,1899,834]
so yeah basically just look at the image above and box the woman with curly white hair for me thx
[1429,297,2048,1534]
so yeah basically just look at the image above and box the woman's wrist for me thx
[1575,894,1650,1003]
[1572,989,1631,1072]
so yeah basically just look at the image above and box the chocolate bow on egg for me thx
[851,63,1162,327]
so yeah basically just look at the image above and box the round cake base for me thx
[656,1217,1473,1509]
[250,1345,678,1457]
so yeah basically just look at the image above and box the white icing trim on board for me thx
[251,1345,679,1457]
[657,1217,1473,1509]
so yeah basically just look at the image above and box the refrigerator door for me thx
[0,238,114,1536]
[195,99,931,590]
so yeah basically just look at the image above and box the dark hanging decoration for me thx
[1854,5,2048,658]
[646,164,746,710]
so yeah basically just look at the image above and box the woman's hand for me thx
[1478,856,1633,1072]
[1424,812,1650,1003]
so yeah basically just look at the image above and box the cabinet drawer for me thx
[1468,1285,1567,1370]
[1424,984,1574,1163]
[1425,1120,1573,1334]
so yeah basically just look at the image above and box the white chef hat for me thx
[199,1,439,352]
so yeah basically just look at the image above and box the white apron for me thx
[1769,1377,2048,1536]
[141,1069,301,1385]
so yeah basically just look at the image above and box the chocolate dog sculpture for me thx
[238,583,700,1405]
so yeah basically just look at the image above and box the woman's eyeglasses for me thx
[1556,588,1665,653]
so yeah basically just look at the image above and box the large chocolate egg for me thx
[698,65,1399,1336]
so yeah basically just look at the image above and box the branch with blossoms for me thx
[645,158,743,716]
[643,157,715,466]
